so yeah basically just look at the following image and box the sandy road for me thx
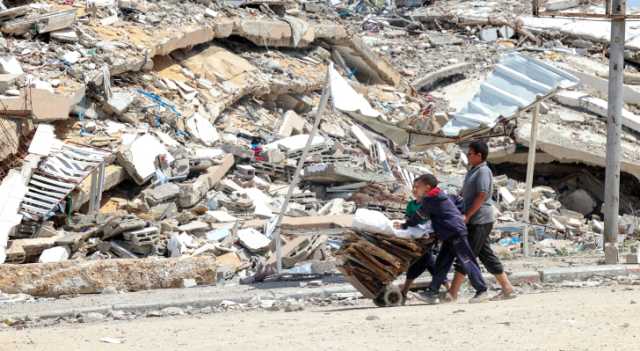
[2,286,640,351]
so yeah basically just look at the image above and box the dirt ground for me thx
[3,285,640,351]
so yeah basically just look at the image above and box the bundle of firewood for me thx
[336,231,432,298]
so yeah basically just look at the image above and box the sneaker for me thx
[417,291,440,305]
[469,290,490,304]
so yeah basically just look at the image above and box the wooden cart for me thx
[336,231,433,307]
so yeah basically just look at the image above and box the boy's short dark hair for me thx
[415,174,438,188]
[468,140,489,161]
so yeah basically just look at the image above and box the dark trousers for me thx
[428,236,487,293]
[406,246,437,281]
[455,222,504,275]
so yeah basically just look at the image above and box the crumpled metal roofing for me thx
[441,52,579,137]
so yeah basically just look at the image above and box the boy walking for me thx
[398,182,449,300]
[401,174,489,304]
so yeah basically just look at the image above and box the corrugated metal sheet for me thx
[20,143,110,222]
[441,52,579,137]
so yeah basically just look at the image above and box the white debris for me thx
[38,246,70,263]
[186,113,220,146]
[237,228,271,252]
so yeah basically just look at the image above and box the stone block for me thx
[142,182,180,206]
[0,256,217,297]
[106,92,134,115]
[539,265,629,283]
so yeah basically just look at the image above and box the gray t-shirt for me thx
[461,162,494,225]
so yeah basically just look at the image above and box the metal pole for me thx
[88,162,106,214]
[272,67,331,273]
[604,0,626,264]
[522,103,540,257]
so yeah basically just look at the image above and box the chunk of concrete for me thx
[0,170,27,264]
[0,256,217,297]
[177,154,234,208]
[0,73,19,92]
[237,228,271,253]
[545,0,580,11]
[205,210,239,223]
[38,246,70,263]
[275,110,305,138]
[0,87,85,121]
[0,56,23,75]
[479,27,499,42]
[186,113,220,146]
[106,92,134,115]
[350,124,373,151]
[335,36,402,86]
[233,19,298,48]
[142,182,181,206]
[50,28,79,43]
[117,134,173,185]
[498,187,516,206]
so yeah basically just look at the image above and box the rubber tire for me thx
[382,285,403,307]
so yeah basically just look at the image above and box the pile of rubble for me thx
[0,0,640,298]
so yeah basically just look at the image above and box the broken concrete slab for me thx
[0,256,217,297]
[554,90,640,133]
[50,28,79,43]
[106,92,134,116]
[544,0,581,11]
[103,217,147,240]
[212,214,353,231]
[237,228,270,253]
[177,154,234,208]
[516,121,640,180]
[0,5,29,22]
[0,170,27,264]
[143,183,181,206]
[233,19,302,48]
[333,36,402,87]
[5,234,64,263]
[303,163,395,184]
[117,134,173,185]
[0,56,23,75]
[2,9,76,35]
[554,56,640,105]
[0,87,85,121]
[275,110,305,138]
[177,44,257,82]
[412,62,474,91]
[205,210,239,223]
[186,113,220,146]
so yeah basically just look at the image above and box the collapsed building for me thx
[1,0,640,297]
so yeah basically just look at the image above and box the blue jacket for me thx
[402,189,468,241]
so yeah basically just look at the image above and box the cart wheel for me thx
[382,285,403,307]
[373,294,387,307]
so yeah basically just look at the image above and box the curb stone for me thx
[3,265,639,321]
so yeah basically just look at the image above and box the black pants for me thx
[454,222,504,275]
[429,236,486,293]
[406,245,437,280]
